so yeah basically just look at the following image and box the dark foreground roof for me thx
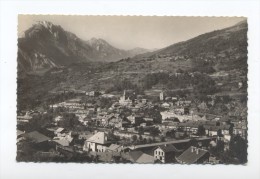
[176,146,209,164]
[129,151,143,162]
[24,131,50,143]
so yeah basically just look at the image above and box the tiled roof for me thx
[157,144,180,153]
[86,132,110,144]
[53,139,70,146]
[136,153,155,164]
[129,151,143,162]
[56,128,65,133]
[176,146,209,164]
[24,131,50,143]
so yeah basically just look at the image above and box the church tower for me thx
[160,91,164,101]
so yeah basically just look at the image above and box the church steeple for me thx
[123,90,126,100]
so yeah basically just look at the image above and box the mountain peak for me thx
[88,37,108,44]
[37,21,55,29]
[87,38,112,51]
[24,20,65,40]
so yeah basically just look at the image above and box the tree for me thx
[138,135,143,141]
[217,129,223,137]
[132,135,137,142]
[160,136,166,142]
[166,130,175,138]
[143,138,147,144]
[216,139,225,153]
[150,127,160,137]
[229,135,247,163]
[99,98,112,109]
[58,113,80,129]
[143,107,162,124]
[197,125,206,136]
[138,126,144,135]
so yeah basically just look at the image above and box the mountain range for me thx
[18,21,150,74]
[18,20,247,75]
[17,20,248,111]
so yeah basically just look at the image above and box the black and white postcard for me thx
[17,15,248,164]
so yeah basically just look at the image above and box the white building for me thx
[83,132,111,152]
[160,91,164,101]
[119,90,132,106]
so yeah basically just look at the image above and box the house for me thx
[127,115,143,125]
[86,91,100,97]
[55,127,66,136]
[83,132,111,152]
[161,102,170,108]
[53,138,71,147]
[23,131,50,144]
[53,133,74,146]
[176,146,210,164]
[154,144,180,163]
[160,91,164,101]
[23,131,51,150]
[204,125,230,137]
[160,111,175,120]
[17,111,33,123]
[178,122,200,135]
[108,116,122,127]
[78,133,93,140]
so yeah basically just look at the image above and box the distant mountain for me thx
[127,47,150,57]
[114,20,247,74]
[18,21,149,74]
[85,38,149,62]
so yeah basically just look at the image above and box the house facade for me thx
[154,144,179,163]
[83,132,111,152]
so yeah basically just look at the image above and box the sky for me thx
[18,15,246,50]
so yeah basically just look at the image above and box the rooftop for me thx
[157,144,181,153]
[176,146,209,164]
[136,153,155,164]
[23,131,50,143]
[86,132,110,144]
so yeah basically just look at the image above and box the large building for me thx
[83,132,111,152]
[176,146,210,164]
[119,90,132,106]
[154,144,180,163]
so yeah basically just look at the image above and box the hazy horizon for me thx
[18,15,246,50]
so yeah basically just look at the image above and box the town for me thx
[17,87,247,164]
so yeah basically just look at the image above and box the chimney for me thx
[191,146,194,153]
